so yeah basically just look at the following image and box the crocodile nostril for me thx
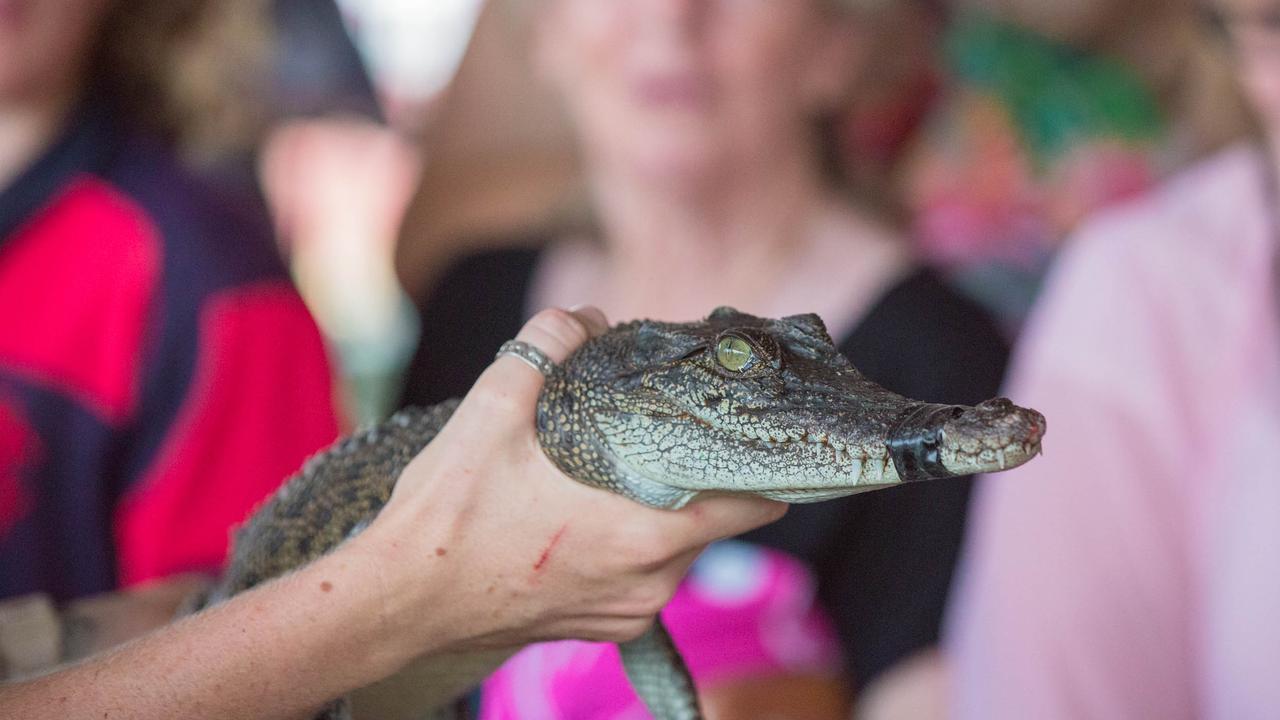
[949,406,966,419]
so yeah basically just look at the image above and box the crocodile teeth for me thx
[863,456,882,483]
[850,457,864,483]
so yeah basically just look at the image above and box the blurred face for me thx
[0,0,111,103]
[535,0,858,186]
[1211,0,1280,138]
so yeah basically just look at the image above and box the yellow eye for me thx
[715,335,754,372]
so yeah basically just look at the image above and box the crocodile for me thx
[204,307,1045,719]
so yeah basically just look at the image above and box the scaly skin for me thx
[204,307,1045,720]
[536,307,1044,507]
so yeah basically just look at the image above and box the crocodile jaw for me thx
[936,398,1046,475]
[586,404,896,503]
[593,396,1045,506]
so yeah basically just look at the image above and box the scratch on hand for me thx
[533,524,568,571]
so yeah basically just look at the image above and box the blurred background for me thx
[262,0,484,422]
[2,0,1277,718]
[295,0,1247,422]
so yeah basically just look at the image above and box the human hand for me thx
[350,306,787,656]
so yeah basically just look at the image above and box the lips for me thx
[633,74,713,109]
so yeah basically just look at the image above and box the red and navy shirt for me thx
[0,102,341,602]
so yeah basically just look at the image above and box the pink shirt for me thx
[948,145,1280,719]
[480,542,841,719]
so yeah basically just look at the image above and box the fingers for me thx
[471,306,609,412]
[568,304,608,338]
[513,306,607,366]
[673,495,788,547]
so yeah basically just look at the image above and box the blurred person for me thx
[255,0,424,423]
[210,0,384,205]
[900,0,1250,330]
[0,306,789,720]
[393,0,951,298]
[398,0,1008,715]
[0,0,339,604]
[947,1,1280,717]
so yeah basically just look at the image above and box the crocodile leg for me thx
[619,618,704,720]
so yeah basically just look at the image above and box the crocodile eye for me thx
[715,335,755,373]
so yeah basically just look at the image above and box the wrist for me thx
[324,525,462,670]
[291,544,438,682]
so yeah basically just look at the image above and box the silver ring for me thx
[496,339,557,377]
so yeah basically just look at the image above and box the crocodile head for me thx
[536,307,1044,508]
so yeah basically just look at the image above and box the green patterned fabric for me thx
[946,13,1165,166]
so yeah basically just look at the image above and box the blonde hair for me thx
[91,0,271,162]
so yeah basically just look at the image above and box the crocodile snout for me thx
[887,398,1045,481]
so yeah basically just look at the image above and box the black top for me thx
[399,247,1009,691]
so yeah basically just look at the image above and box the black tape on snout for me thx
[886,403,963,482]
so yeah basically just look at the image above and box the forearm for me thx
[0,545,435,720]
